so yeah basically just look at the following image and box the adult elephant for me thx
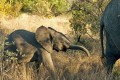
[4,26,90,80]
[100,0,120,72]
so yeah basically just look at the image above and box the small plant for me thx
[3,41,18,62]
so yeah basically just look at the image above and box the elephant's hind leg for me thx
[106,56,118,73]
[105,32,119,73]
[30,50,42,73]
[105,48,118,73]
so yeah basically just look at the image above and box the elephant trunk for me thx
[68,45,90,56]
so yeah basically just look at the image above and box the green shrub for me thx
[70,0,109,37]
[35,0,52,16]
[0,0,70,17]
[35,0,70,17]
[49,0,70,16]
[20,0,36,13]
[0,0,22,17]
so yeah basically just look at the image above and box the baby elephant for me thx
[4,26,90,80]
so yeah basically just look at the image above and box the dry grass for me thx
[1,52,120,80]
[0,14,71,35]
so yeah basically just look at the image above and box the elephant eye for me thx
[53,44,59,52]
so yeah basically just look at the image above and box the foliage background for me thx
[0,0,110,35]
[70,0,110,37]
[0,0,70,16]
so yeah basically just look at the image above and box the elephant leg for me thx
[105,46,118,73]
[35,54,42,73]
[19,63,27,80]
[40,48,58,80]
[106,56,118,73]
[105,45,118,73]
[105,31,118,73]
[30,50,42,72]
[34,61,41,73]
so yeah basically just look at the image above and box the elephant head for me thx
[35,26,90,56]
[35,26,53,53]
[35,26,90,79]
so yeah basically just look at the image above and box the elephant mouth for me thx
[53,44,67,52]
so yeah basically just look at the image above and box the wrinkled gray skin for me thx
[100,0,120,73]
[4,26,90,79]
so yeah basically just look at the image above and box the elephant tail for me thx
[100,20,105,58]
[68,45,90,56]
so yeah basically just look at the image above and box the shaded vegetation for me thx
[70,0,110,37]
[0,0,70,17]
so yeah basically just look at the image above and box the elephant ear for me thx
[48,27,70,51]
[12,33,37,63]
[35,26,53,53]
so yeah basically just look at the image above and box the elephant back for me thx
[5,30,41,50]
[102,0,120,50]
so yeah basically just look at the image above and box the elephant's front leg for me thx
[105,49,117,73]
[18,63,27,80]
[40,48,58,80]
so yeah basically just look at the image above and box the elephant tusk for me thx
[68,45,90,56]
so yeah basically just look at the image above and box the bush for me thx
[49,0,70,16]
[0,0,70,17]
[70,0,109,37]
[20,0,36,13]
[0,0,22,17]
[35,0,70,17]
[35,0,52,16]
